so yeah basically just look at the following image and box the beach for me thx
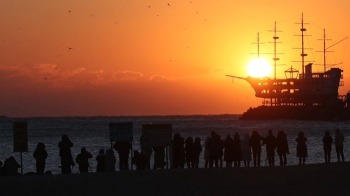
[1,162,349,196]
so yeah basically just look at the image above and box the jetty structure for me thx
[227,14,349,120]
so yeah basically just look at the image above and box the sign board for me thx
[13,122,28,152]
[109,122,133,142]
[142,124,172,147]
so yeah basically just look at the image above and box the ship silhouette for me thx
[227,14,349,120]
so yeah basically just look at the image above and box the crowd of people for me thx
[0,128,346,176]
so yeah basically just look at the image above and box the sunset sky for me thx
[0,0,349,117]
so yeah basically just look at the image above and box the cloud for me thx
[35,64,59,75]
[148,75,177,82]
[112,70,144,81]
[0,65,31,78]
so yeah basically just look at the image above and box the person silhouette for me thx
[58,135,75,174]
[217,135,224,168]
[105,149,116,172]
[193,137,202,168]
[76,147,93,173]
[172,133,185,169]
[232,133,242,167]
[241,133,251,167]
[3,156,20,175]
[204,136,210,168]
[276,131,289,166]
[224,135,234,168]
[140,134,153,170]
[334,128,345,162]
[249,131,264,167]
[96,149,106,172]
[296,131,308,165]
[152,146,166,169]
[113,141,132,171]
[132,150,147,170]
[262,130,277,166]
[208,131,221,168]
[33,142,48,174]
[185,137,195,168]
[323,131,333,164]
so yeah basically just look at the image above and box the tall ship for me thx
[227,14,349,120]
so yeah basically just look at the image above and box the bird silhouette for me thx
[148,5,151,8]
[167,3,170,7]
[67,47,73,50]
[43,78,47,80]
[68,10,71,13]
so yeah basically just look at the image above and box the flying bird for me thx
[43,78,47,80]
[67,47,73,50]
[167,3,170,7]
[68,10,71,13]
[148,5,151,8]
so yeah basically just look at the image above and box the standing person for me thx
[217,135,224,168]
[323,131,333,164]
[58,134,75,174]
[96,149,106,172]
[208,131,220,168]
[249,131,264,167]
[3,156,20,175]
[172,133,185,169]
[152,146,166,169]
[276,131,289,166]
[232,133,242,167]
[296,131,308,165]
[33,142,48,174]
[140,135,153,170]
[193,137,202,168]
[76,147,93,173]
[185,137,195,168]
[334,128,345,162]
[105,149,116,172]
[241,133,251,167]
[113,141,132,171]
[224,135,234,168]
[132,150,147,170]
[262,130,277,166]
[204,137,210,168]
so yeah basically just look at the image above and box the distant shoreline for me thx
[0,114,242,119]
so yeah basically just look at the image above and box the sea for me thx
[0,114,350,174]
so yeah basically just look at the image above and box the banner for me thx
[142,124,172,147]
[109,122,133,142]
[13,122,28,152]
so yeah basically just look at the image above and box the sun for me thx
[246,58,272,78]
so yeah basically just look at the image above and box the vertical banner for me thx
[109,122,133,170]
[109,122,133,142]
[13,122,28,152]
[142,124,172,169]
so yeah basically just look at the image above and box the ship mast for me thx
[323,29,326,72]
[300,13,307,76]
[272,21,280,79]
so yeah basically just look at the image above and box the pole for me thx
[20,151,23,175]
[166,146,169,169]
[130,142,133,171]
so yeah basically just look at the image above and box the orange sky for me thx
[0,0,349,117]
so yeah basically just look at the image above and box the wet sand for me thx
[1,162,349,196]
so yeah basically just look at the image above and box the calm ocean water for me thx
[1,115,350,174]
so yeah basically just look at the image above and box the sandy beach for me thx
[1,162,349,196]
